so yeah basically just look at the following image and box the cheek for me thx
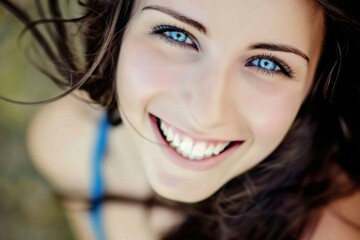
[243,86,305,148]
[116,37,196,113]
[116,40,169,113]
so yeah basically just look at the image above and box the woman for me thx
[1,0,360,239]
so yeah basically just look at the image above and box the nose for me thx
[181,60,235,129]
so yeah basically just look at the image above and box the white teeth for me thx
[204,145,215,158]
[179,137,193,157]
[171,134,181,148]
[166,128,174,142]
[160,121,167,135]
[213,143,229,155]
[159,120,230,160]
[190,142,207,160]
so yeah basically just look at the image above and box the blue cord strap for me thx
[90,115,110,240]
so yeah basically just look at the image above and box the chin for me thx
[152,185,212,203]
[144,169,221,203]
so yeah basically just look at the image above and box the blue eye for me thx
[164,31,192,44]
[246,54,294,78]
[251,58,280,71]
[151,25,198,50]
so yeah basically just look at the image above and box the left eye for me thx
[245,54,294,77]
[250,58,280,71]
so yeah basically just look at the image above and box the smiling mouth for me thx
[154,116,239,161]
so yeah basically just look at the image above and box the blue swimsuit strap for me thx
[90,114,110,240]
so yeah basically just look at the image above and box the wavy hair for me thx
[1,0,360,239]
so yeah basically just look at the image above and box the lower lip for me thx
[149,114,243,171]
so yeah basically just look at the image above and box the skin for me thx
[27,0,360,239]
[116,0,324,202]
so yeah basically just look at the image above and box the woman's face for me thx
[116,0,324,202]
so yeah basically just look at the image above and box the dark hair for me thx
[1,0,360,239]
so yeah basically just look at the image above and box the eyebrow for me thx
[142,5,207,35]
[250,43,309,62]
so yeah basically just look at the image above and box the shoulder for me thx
[27,91,103,198]
[310,191,360,240]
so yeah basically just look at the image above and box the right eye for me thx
[150,24,199,51]
[164,30,192,44]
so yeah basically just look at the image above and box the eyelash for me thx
[149,24,199,50]
[149,24,295,78]
[246,53,295,78]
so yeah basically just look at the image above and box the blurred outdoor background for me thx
[0,1,77,239]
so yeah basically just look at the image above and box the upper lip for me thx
[151,114,243,144]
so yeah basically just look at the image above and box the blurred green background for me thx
[0,1,75,239]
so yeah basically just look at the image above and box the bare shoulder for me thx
[310,191,360,240]
[27,91,103,198]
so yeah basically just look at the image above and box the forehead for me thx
[140,0,324,58]
[141,0,323,27]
